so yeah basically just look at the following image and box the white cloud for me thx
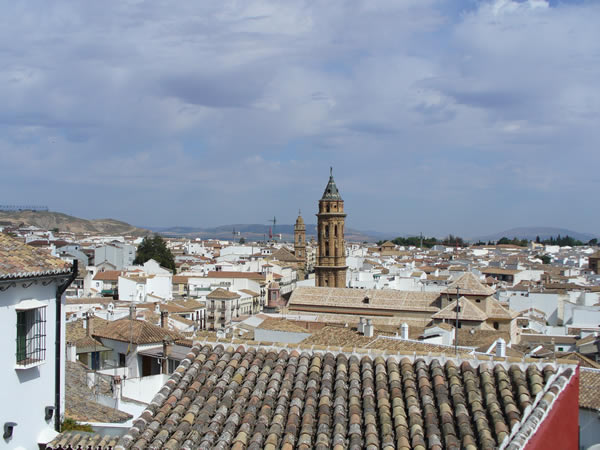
[0,0,598,234]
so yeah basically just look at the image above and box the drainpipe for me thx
[55,260,78,432]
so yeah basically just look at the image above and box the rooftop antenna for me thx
[267,216,276,241]
[455,286,460,355]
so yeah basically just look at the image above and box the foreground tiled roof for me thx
[115,343,574,450]
[93,318,183,345]
[47,431,119,450]
[0,232,71,279]
[289,286,439,312]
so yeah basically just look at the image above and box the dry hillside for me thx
[0,210,148,236]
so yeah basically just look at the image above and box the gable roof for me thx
[270,247,300,262]
[206,287,240,299]
[444,272,495,296]
[92,318,182,345]
[115,343,575,450]
[289,286,439,312]
[93,270,122,281]
[432,297,488,322]
[0,232,71,280]
[205,271,265,281]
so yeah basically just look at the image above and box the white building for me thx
[0,233,76,448]
[118,259,173,303]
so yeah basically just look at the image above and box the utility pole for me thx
[455,286,460,355]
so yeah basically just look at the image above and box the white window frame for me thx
[15,299,48,370]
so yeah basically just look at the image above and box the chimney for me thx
[496,338,506,358]
[357,317,365,334]
[86,313,93,337]
[400,323,409,340]
[161,311,169,329]
[364,319,374,338]
[129,304,136,320]
[162,337,170,374]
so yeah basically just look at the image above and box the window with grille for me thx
[16,305,46,366]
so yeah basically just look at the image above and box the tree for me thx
[540,254,551,265]
[133,235,176,272]
[239,237,246,244]
[589,238,598,246]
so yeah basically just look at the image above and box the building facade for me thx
[0,233,76,448]
[315,168,347,287]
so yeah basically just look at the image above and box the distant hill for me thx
[472,227,598,243]
[0,211,148,236]
[147,223,389,243]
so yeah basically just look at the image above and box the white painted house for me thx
[0,233,76,448]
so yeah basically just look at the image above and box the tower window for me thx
[325,225,329,237]
[363,296,369,304]
[334,225,337,237]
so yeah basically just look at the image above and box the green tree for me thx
[239,237,246,244]
[133,235,176,272]
[589,238,598,246]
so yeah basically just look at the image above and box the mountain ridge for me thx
[0,210,148,236]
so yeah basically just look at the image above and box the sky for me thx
[1,0,599,237]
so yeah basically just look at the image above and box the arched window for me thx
[334,225,337,237]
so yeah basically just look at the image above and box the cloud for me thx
[0,0,598,235]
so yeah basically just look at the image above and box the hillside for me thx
[471,227,598,243]
[0,211,148,236]
[148,223,389,243]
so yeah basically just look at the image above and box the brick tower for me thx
[315,168,347,287]
[294,211,307,279]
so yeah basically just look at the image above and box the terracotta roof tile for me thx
[580,368,600,410]
[432,297,488,321]
[444,272,495,296]
[207,287,241,299]
[0,232,71,279]
[92,318,183,345]
[92,270,122,281]
[112,344,576,450]
[289,287,439,312]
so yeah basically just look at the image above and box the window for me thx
[16,301,47,367]
[119,353,126,367]
[493,322,499,330]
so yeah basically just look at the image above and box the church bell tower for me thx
[294,211,306,279]
[315,168,347,287]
